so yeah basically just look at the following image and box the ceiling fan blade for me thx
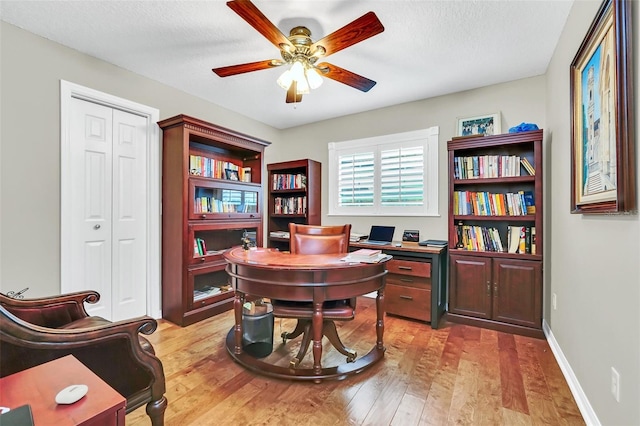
[311,11,384,57]
[317,63,376,92]
[285,81,303,103]
[227,0,293,50]
[213,60,283,77]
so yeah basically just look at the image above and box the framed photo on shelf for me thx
[570,0,634,214]
[456,113,501,137]
[225,169,239,181]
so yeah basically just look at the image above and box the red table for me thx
[0,355,126,425]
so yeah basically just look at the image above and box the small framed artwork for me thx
[225,169,239,181]
[457,113,501,137]
[570,0,634,214]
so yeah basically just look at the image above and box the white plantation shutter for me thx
[338,152,374,206]
[380,146,423,206]
[329,127,439,216]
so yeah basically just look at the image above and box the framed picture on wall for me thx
[570,0,635,214]
[456,113,501,137]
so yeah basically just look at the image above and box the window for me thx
[328,127,439,216]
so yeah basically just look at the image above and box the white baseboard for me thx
[543,319,600,425]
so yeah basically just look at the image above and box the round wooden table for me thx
[223,246,389,382]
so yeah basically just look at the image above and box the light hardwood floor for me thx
[127,297,584,425]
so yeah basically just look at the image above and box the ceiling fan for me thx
[212,0,385,103]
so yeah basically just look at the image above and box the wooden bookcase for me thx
[267,159,321,251]
[159,114,270,326]
[446,129,544,337]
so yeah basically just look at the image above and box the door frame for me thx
[60,80,161,319]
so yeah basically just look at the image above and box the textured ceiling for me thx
[0,0,574,129]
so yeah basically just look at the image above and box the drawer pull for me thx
[399,295,413,301]
[400,278,414,283]
[398,266,413,271]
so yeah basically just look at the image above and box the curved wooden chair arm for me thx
[0,291,100,326]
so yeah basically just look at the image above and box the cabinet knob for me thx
[486,282,491,296]
[200,215,206,219]
[493,283,498,295]
[93,224,101,230]
[200,257,206,262]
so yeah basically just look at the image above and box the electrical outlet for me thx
[552,293,557,310]
[611,367,620,402]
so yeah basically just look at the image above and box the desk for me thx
[223,246,388,382]
[0,355,126,425]
[350,241,447,328]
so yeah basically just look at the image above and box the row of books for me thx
[189,154,251,181]
[193,238,226,257]
[453,190,534,216]
[455,224,536,254]
[194,197,257,214]
[453,155,535,179]
[271,173,307,190]
[273,196,307,215]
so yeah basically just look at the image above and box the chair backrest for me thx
[289,224,351,255]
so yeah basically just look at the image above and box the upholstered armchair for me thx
[0,290,167,426]
[272,223,357,368]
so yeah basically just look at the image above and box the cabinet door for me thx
[492,258,542,328]
[187,262,234,311]
[189,178,261,220]
[449,255,491,319]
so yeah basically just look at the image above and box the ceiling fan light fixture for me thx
[306,67,323,90]
[290,60,305,82]
[295,74,310,95]
[277,69,293,90]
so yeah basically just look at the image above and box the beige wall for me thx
[545,1,639,424]
[274,77,545,239]
[1,1,639,422]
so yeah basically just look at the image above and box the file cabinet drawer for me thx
[387,259,431,278]
[386,273,431,290]
[385,283,431,322]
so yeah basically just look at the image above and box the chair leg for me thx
[281,319,308,343]
[323,320,357,362]
[146,396,168,426]
[289,321,312,368]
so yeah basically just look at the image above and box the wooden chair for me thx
[0,291,167,426]
[272,223,357,368]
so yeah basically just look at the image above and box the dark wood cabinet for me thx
[267,159,321,251]
[447,130,543,337]
[159,114,270,326]
[350,242,448,328]
[449,255,542,332]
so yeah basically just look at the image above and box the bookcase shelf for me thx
[447,130,544,337]
[159,114,270,326]
[267,159,321,251]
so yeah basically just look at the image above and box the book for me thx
[508,225,521,253]
[520,157,536,175]
[531,226,536,255]
[341,252,390,264]
[523,191,536,214]
[349,248,382,258]
[518,226,526,254]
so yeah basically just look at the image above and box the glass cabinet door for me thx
[188,263,233,310]
[189,177,261,220]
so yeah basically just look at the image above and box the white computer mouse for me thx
[55,384,88,404]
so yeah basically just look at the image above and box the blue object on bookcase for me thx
[509,122,539,133]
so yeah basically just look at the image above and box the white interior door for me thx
[67,98,147,321]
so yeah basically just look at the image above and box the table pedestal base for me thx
[225,329,385,382]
